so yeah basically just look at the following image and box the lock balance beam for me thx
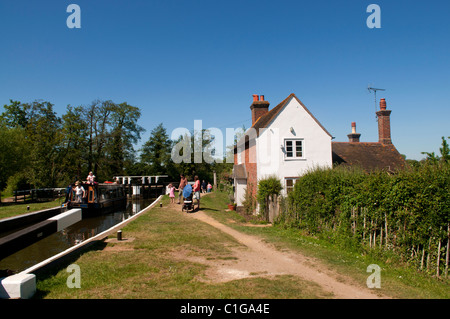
[0,209,81,260]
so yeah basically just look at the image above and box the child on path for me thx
[168,183,177,204]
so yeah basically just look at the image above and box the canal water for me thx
[0,198,156,273]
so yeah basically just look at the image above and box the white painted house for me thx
[233,93,333,206]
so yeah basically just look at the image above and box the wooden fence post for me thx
[445,223,449,278]
[437,227,442,277]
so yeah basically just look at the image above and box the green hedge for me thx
[278,163,450,277]
[257,176,282,221]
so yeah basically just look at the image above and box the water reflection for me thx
[0,198,154,273]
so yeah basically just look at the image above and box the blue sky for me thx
[1,0,449,160]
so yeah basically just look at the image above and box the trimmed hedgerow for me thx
[277,162,450,277]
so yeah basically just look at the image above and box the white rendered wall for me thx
[235,178,247,207]
[256,97,332,195]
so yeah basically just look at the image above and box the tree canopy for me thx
[0,99,233,194]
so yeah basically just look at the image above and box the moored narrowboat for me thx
[62,182,127,215]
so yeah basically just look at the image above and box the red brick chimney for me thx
[376,98,392,144]
[250,94,270,125]
[347,122,361,142]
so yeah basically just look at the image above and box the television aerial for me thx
[368,85,386,120]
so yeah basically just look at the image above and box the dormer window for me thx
[284,139,304,159]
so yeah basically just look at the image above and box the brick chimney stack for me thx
[347,122,361,142]
[250,94,270,125]
[376,98,392,144]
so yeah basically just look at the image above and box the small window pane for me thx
[286,178,297,194]
[286,141,292,152]
[285,140,304,159]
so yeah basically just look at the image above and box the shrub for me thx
[242,183,257,215]
[278,163,450,277]
[257,176,282,221]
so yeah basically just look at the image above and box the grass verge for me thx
[0,198,63,220]
[35,195,331,299]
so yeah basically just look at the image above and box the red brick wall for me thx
[246,137,257,196]
[234,135,258,198]
[376,109,392,144]
[250,101,269,125]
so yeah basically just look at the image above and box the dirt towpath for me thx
[185,208,387,299]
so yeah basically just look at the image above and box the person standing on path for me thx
[193,175,201,211]
[177,174,187,204]
[201,180,207,194]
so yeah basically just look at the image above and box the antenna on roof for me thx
[368,85,386,120]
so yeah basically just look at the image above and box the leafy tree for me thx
[140,123,172,176]
[1,100,28,128]
[439,136,450,162]
[169,128,220,182]
[421,136,450,164]
[0,124,30,192]
[107,102,145,176]
[24,100,62,188]
[60,105,89,184]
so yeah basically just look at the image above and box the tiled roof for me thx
[332,142,407,172]
[232,164,247,179]
[252,93,332,137]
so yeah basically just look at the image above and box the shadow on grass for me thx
[33,240,107,299]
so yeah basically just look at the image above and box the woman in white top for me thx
[75,181,85,203]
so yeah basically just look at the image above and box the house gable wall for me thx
[256,96,332,195]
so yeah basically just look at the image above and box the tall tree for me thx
[108,102,145,176]
[0,124,30,192]
[24,101,62,188]
[140,123,172,176]
[439,136,450,162]
[60,105,89,183]
[1,100,28,128]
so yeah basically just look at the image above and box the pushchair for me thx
[182,184,194,213]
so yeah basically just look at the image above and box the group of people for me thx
[66,171,96,203]
[201,180,213,194]
[167,175,213,210]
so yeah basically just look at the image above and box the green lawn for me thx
[36,194,330,299]
[0,198,63,220]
